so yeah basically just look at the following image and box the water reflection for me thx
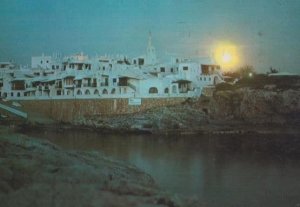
[25,130,300,207]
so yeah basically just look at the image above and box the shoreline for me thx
[7,118,300,137]
[0,125,200,207]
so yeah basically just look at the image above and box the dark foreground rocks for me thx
[0,127,200,207]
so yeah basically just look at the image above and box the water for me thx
[24,129,300,207]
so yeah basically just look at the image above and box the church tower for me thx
[145,32,158,65]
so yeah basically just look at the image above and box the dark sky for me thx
[0,0,299,73]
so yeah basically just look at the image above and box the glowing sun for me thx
[214,43,239,70]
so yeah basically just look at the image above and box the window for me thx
[160,67,165,72]
[149,87,158,94]
[200,77,202,81]
[102,89,108,94]
[52,65,55,70]
[171,68,174,72]
[40,61,43,64]
[138,58,144,66]
[204,77,206,81]
[164,88,169,93]
[183,66,188,71]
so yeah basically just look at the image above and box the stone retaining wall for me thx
[20,98,186,122]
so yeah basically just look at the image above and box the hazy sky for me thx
[1,0,300,73]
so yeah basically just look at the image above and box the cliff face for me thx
[209,88,300,124]
[69,88,300,133]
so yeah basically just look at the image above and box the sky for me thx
[0,0,300,73]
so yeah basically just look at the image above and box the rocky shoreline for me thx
[2,87,298,136]
[0,126,200,207]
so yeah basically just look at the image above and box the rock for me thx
[0,128,202,206]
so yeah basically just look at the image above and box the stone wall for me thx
[19,98,186,122]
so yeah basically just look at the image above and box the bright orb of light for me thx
[213,43,239,70]
[222,52,232,63]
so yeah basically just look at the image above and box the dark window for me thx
[138,58,144,66]
[160,67,165,72]
[118,77,127,86]
[52,65,55,70]
[149,87,158,94]
[183,66,188,71]
[56,65,59,69]
[40,61,43,64]
[171,68,174,72]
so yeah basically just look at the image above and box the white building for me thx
[0,35,223,100]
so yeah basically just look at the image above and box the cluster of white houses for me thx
[0,35,223,101]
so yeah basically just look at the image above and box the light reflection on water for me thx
[25,130,300,207]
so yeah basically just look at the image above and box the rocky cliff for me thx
[209,88,300,125]
[71,87,299,134]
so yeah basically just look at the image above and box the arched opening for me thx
[85,89,90,95]
[77,90,82,95]
[102,89,108,94]
[111,88,116,94]
[164,88,169,94]
[94,89,99,95]
[17,92,21,97]
[149,87,158,94]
